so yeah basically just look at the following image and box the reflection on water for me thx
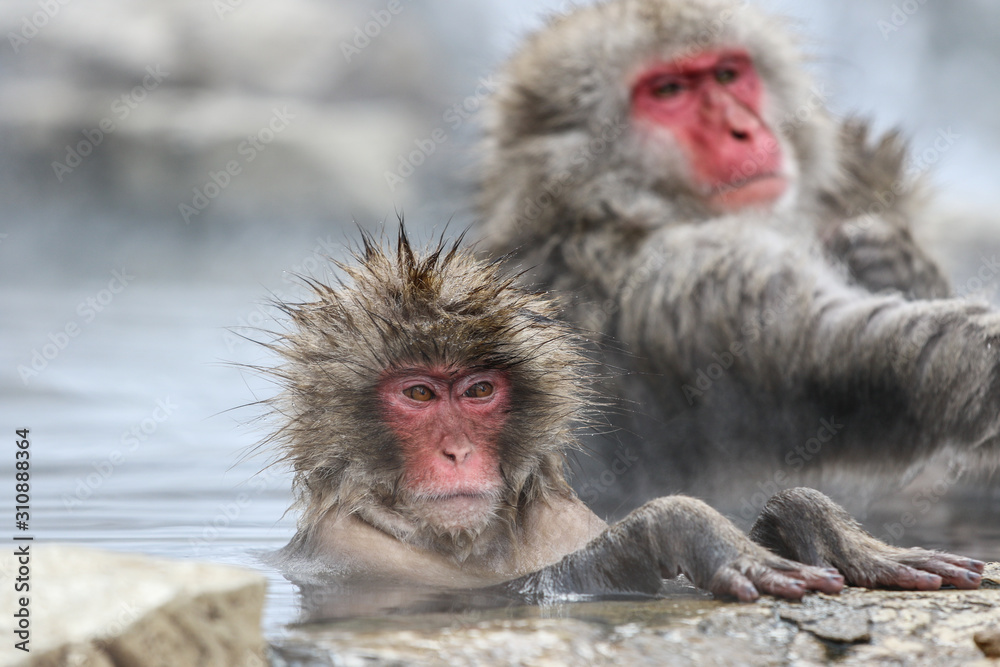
[287,576,708,626]
[2,280,999,644]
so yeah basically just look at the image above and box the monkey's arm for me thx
[750,488,984,590]
[616,219,1000,464]
[508,495,844,601]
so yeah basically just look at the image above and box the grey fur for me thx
[477,0,993,518]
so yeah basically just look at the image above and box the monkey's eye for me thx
[715,68,738,84]
[403,385,435,401]
[464,382,494,398]
[651,80,685,98]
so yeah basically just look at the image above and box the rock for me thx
[274,563,1000,666]
[779,600,871,644]
[975,625,1000,658]
[0,544,266,667]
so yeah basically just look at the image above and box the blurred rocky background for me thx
[1,0,998,286]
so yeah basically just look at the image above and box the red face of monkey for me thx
[631,49,787,212]
[379,367,511,531]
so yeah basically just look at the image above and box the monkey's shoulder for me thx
[517,494,609,569]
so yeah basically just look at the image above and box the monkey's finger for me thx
[793,567,845,595]
[751,570,809,600]
[905,559,982,590]
[959,557,986,574]
[908,552,985,575]
[891,550,985,587]
[854,563,942,590]
[709,568,760,602]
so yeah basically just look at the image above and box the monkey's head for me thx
[482,0,839,242]
[267,230,586,552]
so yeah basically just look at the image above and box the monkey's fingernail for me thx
[822,568,840,575]
[966,571,981,582]
[738,584,759,602]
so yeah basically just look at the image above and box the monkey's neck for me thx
[355,502,519,570]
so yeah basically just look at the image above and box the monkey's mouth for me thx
[710,173,787,212]
[414,492,500,531]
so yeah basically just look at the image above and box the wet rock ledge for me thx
[0,544,266,667]
[275,563,1000,667]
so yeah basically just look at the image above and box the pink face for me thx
[630,49,787,212]
[378,367,510,528]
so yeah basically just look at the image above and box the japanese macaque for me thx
[263,229,983,607]
[477,0,998,518]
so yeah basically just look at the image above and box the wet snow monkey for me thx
[477,0,1000,519]
[264,229,982,605]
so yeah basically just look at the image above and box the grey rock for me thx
[274,562,1000,666]
[0,544,266,667]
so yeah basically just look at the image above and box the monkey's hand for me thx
[512,495,844,602]
[825,215,950,300]
[750,487,985,590]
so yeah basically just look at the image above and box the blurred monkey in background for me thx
[478,0,997,518]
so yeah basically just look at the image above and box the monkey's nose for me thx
[722,100,761,141]
[441,441,474,465]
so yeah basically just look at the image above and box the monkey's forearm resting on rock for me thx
[511,495,844,602]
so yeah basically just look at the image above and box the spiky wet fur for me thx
[265,230,588,560]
